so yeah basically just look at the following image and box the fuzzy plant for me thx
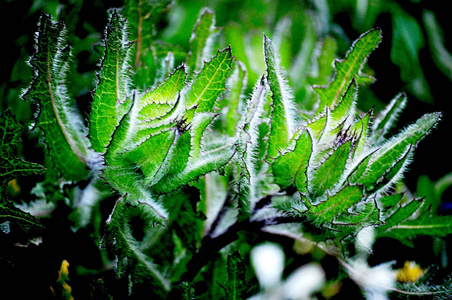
[1,4,452,299]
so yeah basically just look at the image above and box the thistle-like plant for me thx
[2,4,452,299]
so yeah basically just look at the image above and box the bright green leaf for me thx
[313,29,382,109]
[89,10,133,154]
[264,34,297,158]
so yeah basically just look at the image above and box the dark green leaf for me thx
[22,14,90,181]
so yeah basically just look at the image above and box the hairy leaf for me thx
[152,142,235,194]
[304,184,365,225]
[313,29,382,109]
[378,184,452,245]
[377,196,452,246]
[184,47,233,113]
[0,111,44,241]
[123,0,171,69]
[102,196,170,293]
[371,93,407,145]
[309,140,352,198]
[89,10,133,154]
[357,112,441,191]
[186,8,219,73]
[225,61,247,137]
[264,34,297,158]
[232,76,268,216]
[329,79,357,129]
[348,111,371,159]
[272,129,312,195]
[0,110,45,192]
[22,14,90,181]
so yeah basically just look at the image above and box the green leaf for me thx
[102,195,170,294]
[307,35,337,87]
[102,67,187,206]
[357,112,441,191]
[107,67,185,156]
[271,129,312,194]
[122,0,174,89]
[0,110,45,193]
[304,184,365,225]
[309,140,352,198]
[384,215,452,241]
[186,8,219,73]
[223,23,259,87]
[116,46,235,196]
[263,34,297,158]
[378,173,452,245]
[0,111,44,241]
[423,10,452,80]
[225,61,247,137]
[89,10,133,154]
[306,109,328,143]
[138,66,186,122]
[125,129,178,186]
[326,198,382,244]
[391,9,431,102]
[370,93,407,145]
[232,76,268,216]
[184,47,233,114]
[313,29,382,109]
[377,196,452,246]
[346,149,377,185]
[22,14,90,182]
[329,79,357,129]
[371,144,412,193]
[190,113,219,159]
[158,130,191,178]
[226,250,247,300]
[348,111,371,159]
[123,0,172,69]
[0,200,43,244]
[152,141,235,194]
[312,79,359,156]
[333,197,381,229]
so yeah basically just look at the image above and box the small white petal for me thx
[348,257,396,299]
[283,263,325,300]
[356,226,376,253]
[251,243,285,288]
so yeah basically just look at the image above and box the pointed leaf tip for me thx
[313,28,382,109]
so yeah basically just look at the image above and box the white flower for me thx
[250,242,325,300]
[283,263,325,300]
[251,243,285,289]
[356,226,376,253]
[348,257,396,300]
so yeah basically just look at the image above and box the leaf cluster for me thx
[1,1,451,299]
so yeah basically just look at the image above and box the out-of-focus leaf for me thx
[0,110,45,193]
[391,9,431,102]
[186,8,219,74]
[423,10,452,80]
